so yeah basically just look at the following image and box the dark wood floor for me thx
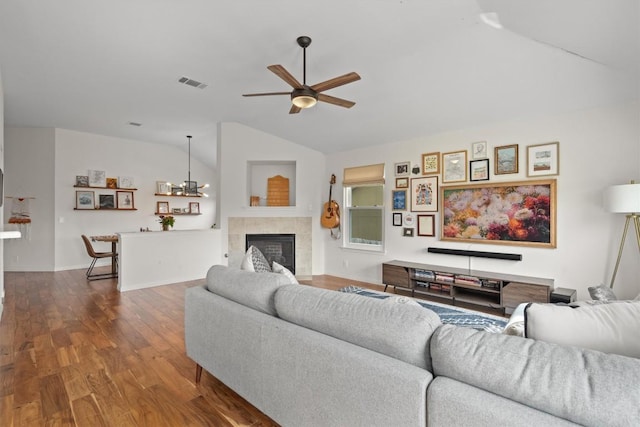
[0,269,386,426]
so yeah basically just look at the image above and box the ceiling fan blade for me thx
[289,105,302,114]
[318,93,356,108]
[268,64,303,89]
[242,92,291,97]
[311,72,361,93]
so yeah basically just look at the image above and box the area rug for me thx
[338,286,507,333]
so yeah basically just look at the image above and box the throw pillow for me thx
[240,245,272,273]
[272,261,298,284]
[588,284,617,301]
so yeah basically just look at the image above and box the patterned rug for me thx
[338,286,507,333]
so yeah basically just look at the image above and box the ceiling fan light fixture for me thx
[291,87,318,109]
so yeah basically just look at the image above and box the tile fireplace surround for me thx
[228,217,312,279]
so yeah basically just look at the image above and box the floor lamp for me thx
[604,181,640,289]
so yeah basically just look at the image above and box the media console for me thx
[382,260,554,315]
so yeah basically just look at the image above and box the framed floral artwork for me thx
[469,159,489,181]
[441,179,556,248]
[421,152,440,175]
[442,150,467,183]
[392,190,407,210]
[410,176,438,212]
[527,142,559,177]
[495,144,519,175]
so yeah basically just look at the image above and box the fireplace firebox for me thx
[245,234,295,274]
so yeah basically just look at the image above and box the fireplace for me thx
[246,234,295,274]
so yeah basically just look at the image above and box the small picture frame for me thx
[395,177,409,189]
[76,191,95,210]
[404,214,415,226]
[118,176,135,189]
[392,212,403,226]
[417,214,435,237]
[495,144,519,175]
[99,194,115,209]
[527,142,559,177]
[75,175,89,187]
[184,180,198,196]
[394,161,410,176]
[442,150,467,183]
[106,177,118,189]
[156,181,171,194]
[392,190,407,210]
[116,190,135,209]
[189,202,200,214]
[422,152,440,175]
[470,159,490,181]
[403,227,414,237]
[410,176,438,212]
[157,201,169,214]
[472,141,488,160]
[171,186,183,196]
[88,170,106,188]
[172,208,182,214]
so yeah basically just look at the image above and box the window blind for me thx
[343,163,385,186]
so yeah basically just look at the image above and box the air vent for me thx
[128,121,142,127]
[178,76,208,89]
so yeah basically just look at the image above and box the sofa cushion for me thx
[431,324,640,427]
[587,283,617,301]
[206,265,290,316]
[240,245,272,273]
[274,285,441,370]
[271,261,298,284]
[524,301,640,358]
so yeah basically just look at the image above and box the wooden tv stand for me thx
[382,260,554,315]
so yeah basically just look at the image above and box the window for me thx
[342,164,385,251]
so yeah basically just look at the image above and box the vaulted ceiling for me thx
[1,1,638,167]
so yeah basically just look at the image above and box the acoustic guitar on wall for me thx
[321,174,340,229]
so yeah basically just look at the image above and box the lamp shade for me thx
[604,183,640,213]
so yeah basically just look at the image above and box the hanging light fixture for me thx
[178,135,209,197]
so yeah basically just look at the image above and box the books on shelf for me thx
[435,272,455,283]
[414,269,435,280]
[454,274,482,287]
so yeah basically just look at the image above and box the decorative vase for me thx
[162,224,169,231]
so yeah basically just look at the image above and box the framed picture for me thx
[172,208,182,214]
[441,179,557,248]
[118,176,135,189]
[403,227,414,237]
[156,181,171,194]
[106,177,118,189]
[495,144,519,175]
[421,152,440,175]
[417,214,435,237]
[392,212,403,226]
[116,190,135,209]
[189,202,200,214]
[75,191,95,210]
[88,170,106,187]
[171,186,183,196]
[392,190,407,210]
[157,201,169,214]
[472,141,488,160]
[470,159,490,181]
[75,175,89,187]
[442,150,467,183]
[410,176,438,212]
[184,180,198,196]
[404,214,414,226]
[395,177,409,189]
[394,161,410,176]
[99,194,115,209]
[527,142,559,177]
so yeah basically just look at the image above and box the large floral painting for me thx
[441,179,556,248]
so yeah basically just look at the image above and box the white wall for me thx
[0,70,4,307]
[4,128,216,271]
[325,103,640,300]
[217,122,326,273]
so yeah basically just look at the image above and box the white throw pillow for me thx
[525,301,640,358]
[272,261,298,284]
[240,246,272,273]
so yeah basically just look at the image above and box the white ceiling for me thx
[1,0,638,168]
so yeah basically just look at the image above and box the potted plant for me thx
[159,215,175,231]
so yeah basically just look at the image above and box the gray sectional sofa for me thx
[184,265,640,427]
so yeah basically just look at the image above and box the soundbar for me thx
[427,247,522,261]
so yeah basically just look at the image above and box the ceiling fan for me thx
[243,36,361,114]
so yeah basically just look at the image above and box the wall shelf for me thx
[154,212,201,216]
[75,185,138,190]
[154,193,202,198]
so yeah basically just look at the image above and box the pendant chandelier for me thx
[172,135,209,197]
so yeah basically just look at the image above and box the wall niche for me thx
[247,160,296,207]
